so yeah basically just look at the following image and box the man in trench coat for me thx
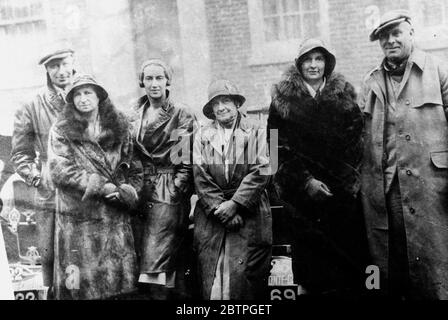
[11,47,76,292]
[360,10,448,299]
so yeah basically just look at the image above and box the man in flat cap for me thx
[360,9,448,299]
[11,47,75,296]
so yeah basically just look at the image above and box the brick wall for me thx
[329,0,410,90]
[203,0,420,116]
[205,0,257,114]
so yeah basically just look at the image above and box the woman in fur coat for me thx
[268,39,369,297]
[48,74,143,300]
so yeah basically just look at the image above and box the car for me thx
[0,173,47,300]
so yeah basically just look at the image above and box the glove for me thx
[102,182,121,207]
[102,182,118,196]
[305,178,333,201]
[117,184,139,210]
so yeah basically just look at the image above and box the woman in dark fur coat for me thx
[48,74,143,299]
[268,39,370,297]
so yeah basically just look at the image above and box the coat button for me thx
[410,208,416,214]
[238,258,244,265]
[405,135,411,141]
[406,170,412,176]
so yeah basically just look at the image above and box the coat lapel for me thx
[396,50,426,99]
[371,69,386,107]
[70,137,115,181]
[227,114,251,185]
[134,101,153,159]
[204,121,224,157]
[135,98,173,159]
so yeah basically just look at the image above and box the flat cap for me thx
[39,48,74,65]
[369,9,412,41]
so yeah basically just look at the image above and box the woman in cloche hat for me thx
[268,38,369,297]
[193,79,272,300]
[130,58,196,300]
[47,74,143,299]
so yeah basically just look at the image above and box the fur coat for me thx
[268,66,368,295]
[48,100,143,300]
[268,66,364,206]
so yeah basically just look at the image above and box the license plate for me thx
[270,285,300,300]
[14,290,39,300]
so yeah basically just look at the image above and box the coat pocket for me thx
[410,80,443,109]
[430,151,448,169]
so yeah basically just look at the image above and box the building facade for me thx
[1,0,447,133]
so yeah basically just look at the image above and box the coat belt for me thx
[222,188,238,200]
[143,166,175,176]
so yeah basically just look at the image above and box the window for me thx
[0,0,46,36]
[262,0,320,42]
[248,0,329,65]
[0,0,50,89]
[409,0,448,49]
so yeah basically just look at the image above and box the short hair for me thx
[139,59,173,88]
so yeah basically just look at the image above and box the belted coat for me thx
[192,113,272,300]
[360,49,448,299]
[129,94,195,279]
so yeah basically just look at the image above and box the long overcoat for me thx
[360,49,448,299]
[193,113,272,300]
[268,66,368,295]
[48,102,143,300]
[11,85,64,285]
[129,95,195,280]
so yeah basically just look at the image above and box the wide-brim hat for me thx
[39,48,74,66]
[203,79,246,120]
[66,74,108,104]
[295,38,336,76]
[369,10,412,42]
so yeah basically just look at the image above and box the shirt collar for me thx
[408,48,425,71]
[54,85,67,100]
[304,77,326,98]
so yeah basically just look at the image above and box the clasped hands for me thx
[214,200,244,231]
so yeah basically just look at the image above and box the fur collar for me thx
[271,65,357,119]
[55,99,129,150]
